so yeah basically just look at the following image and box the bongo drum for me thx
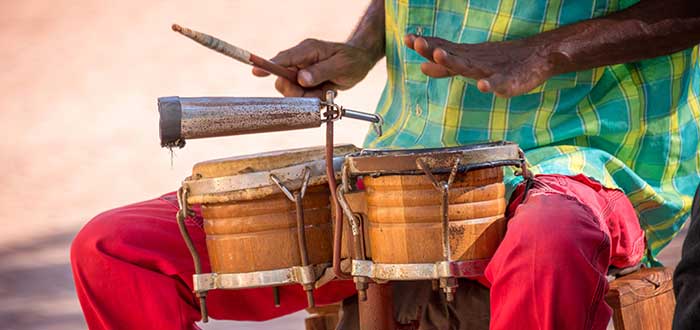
[337,141,528,300]
[176,144,359,315]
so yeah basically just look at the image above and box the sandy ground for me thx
[0,1,691,329]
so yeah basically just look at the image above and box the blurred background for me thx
[0,0,687,329]
[0,1,384,329]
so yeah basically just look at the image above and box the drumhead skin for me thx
[185,144,359,204]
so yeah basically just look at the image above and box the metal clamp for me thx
[269,167,317,307]
[336,183,370,301]
[321,95,383,136]
[193,263,329,292]
[337,186,361,237]
[516,148,532,180]
[416,157,461,302]
[351,259,490,280]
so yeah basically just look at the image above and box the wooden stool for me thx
[605,267,675,330]
[305,303,341,330]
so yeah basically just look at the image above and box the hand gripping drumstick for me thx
[171,24,298,82]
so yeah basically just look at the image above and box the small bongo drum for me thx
[337,141,527,300]
[176,145,359,319]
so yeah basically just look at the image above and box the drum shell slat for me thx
[366,182,505,207]
[201,187,332,273]
[367,217,505,263]
[367,195,505,223]
[363,167,506,264]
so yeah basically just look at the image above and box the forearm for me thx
[538,0,700,75]
[347,0,386,64]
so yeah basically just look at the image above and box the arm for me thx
[253,0,385,98]
[347,0,386,64]
[406,0,700,97]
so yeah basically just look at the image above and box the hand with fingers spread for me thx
[251,38,378,99]
[404,34,556,98]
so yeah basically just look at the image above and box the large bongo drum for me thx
[337,141,528,300]
[176,144,359,319]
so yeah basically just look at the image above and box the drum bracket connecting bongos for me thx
[337,141,530,302]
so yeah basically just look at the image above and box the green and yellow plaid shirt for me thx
[364,0,700,261]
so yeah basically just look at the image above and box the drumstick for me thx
[171,24,298,82]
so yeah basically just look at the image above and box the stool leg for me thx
[359,283,396,330]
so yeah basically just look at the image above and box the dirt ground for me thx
[0,1,691,329]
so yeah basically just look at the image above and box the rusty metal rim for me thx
[345,141,523,176]
[351,259,490,281]
[184,157,344,199]
[193,263,329,292]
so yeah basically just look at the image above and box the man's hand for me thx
[404,34,555,98]
[252,38,377,98]
[405,0,700,98]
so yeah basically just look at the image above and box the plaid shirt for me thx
[363,0,700,261]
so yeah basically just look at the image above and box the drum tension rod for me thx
[323,90,354,282]
[176,187,209,322]
[336,182,370,301]
[269,167,316,308]
[417,157,462,302]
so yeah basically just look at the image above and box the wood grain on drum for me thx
[201,186,333,274]
[362,167,507,264]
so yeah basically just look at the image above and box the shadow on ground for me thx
[0,231,84,330]
[0,228,306,330]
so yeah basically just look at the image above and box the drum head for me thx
[186,144,359,204]
[345,141,522,176]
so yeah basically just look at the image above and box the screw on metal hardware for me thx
[516,148,532,180]
[176,187,209,322]
[322,90,340,122]
[269,167,315,307]
[416,157,462,302]
[320,90,384,136]
[273,287,281,307]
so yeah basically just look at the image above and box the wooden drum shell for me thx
[201,186,332,274]
[362,167,506,264]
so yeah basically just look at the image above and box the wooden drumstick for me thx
[171,24,298,82]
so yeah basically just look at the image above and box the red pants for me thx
[71,174,644,330]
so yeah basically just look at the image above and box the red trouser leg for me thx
[485,175,644,330]
[70,192,356,330]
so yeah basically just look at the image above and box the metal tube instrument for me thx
[159,96,382,148]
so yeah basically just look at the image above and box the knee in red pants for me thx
[71,197,206,329]
[486,192,613,330]
[71,195,356,329]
